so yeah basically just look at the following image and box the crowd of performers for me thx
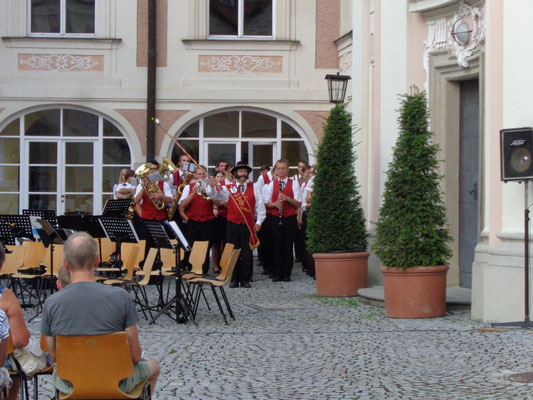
[113,156,317,288]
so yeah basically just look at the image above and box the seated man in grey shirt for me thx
[41,232,160,395]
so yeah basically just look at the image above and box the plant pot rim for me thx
[381,265,449,274]
[313,251,369,260]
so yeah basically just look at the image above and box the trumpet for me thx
[196,178,211,200]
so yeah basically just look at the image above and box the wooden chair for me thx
[0,245,25,279]
[185,248,241,324]
[179,241,210,311]
[215,243,235,281]
[6,334,29,400]
[55,332,150,399]
[102,245,140,285]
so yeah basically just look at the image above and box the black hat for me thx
[231,161,252,176]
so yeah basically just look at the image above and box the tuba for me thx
[137,158,177,211]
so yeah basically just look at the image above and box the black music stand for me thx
[35,223,64,297]
[0,223,16,248]
[103,199,132,217]
[98,217,139,268]
[146,221,196,325]
[0,215,34,241]
[23,209,58,228]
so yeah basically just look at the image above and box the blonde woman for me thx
[113,169,136,200]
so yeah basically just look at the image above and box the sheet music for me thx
[169,221,190,251]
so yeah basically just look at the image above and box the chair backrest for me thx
[216,243,235,280]
[223,249,241,284]
[1,245,25,275]
[21,241,46,269]
[99,237,116,263]
[188,241,209,275]
[160,248,175,272]
[136,248,158,286]
[121,245,140,281]
[55,332,135,399]
[42,245,64,277]
[133,240,146,271]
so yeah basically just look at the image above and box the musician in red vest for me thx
[256,165,275,276]
[178,165,216,274]
[264,159,302,282]
[133,161,173,221]
[169,154,192,196]
[209,162,266,288]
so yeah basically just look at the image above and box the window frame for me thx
[28,0,97,37]
[207,0,276,40]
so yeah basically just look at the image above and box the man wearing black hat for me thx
[208,162,265,288]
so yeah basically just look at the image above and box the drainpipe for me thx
[146,0,156,161]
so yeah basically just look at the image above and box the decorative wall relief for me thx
[339,51,352,75]
[198,55,282,74]
[18,54,104,72]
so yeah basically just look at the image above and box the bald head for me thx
[63,232,98,271]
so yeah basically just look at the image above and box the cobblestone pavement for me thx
[24,262,533,399]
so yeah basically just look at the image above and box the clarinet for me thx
[278,179,284,226]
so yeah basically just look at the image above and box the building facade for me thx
[0,0,352,215]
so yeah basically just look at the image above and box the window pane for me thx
[28,194,56,211]
[0,120,20,136]
[103,119,123,137]
[207,143,236,167]
[29,142,57,164]
[65,142,93,164]
[205,112,238,138]
[29,166,57,192]
[243,0,272,36]
[0,166,19,191]
[209,0,238,35]
[64,195,92,213]
[0,139,19,163]
[0,194,19,214]
[25,110,60,136]
[65,167,93,192]
[281,141,308,166]
[63,109,98,136]
[179,121,199,138]
[103,139,131,164]
[282,121,300,138]
[252,144,273,167]
[103,166,128,193]
[242,112,276,138]
[66,0,95,34]
[31,0,60,33]
[171,140,199,165]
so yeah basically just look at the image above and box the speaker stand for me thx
[493,180,533,329]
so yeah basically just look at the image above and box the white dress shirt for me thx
[134,181,172,205]
[113,182,135,200]
[208,182,266,225]
[256,170,273,197]
[263,177,302,204]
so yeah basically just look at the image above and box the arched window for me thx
[170,110,310,178]
[0,108,132,215]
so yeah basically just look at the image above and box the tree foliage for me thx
[307,102,367,254]
[372,90,452,268]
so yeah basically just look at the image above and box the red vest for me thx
[268,179,297,217]
[262,173,271,185]
[186,184,215,222]
[141,181,168,220]
[227,182,255,225]
[172,171,184,187]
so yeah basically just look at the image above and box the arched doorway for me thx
[169,109,312,179]
[0,107,132,215]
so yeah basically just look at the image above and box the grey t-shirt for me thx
[41,281,139,337]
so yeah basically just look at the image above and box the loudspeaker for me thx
[501,127,533,181]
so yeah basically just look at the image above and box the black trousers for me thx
[271,214,297,279]
[261,214,276,274]
[185,219,214,274]
[226,221,253,284]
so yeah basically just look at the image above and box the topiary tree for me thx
[307,102,367,254]
[372,89,452,268]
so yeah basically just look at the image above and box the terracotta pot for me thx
[381,265,449,318]
[313,252,369,297]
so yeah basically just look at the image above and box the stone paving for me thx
[24,262,533,399]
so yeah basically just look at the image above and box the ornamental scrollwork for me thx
[19,54,101,72]
[199,55,282,74]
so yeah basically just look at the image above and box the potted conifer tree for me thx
[307,102,368,297]
[372,89,452,318]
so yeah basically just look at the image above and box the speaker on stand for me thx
[495,127,533,329]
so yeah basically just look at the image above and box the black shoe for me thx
[272,277,283,282]
[282,277,291,282]
[241,282,252,288]
[229,282,239,288]
[176,314,187,324]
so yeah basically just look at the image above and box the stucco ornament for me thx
[199,55,281,74]
[447,1,485,68]
[19,54,100,72]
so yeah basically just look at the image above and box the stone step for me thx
[357,286,471,309]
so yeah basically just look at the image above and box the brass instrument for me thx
[125,192,136,218]
[168,171,193,220]
[137,158,177,211]
[196,178,211,200]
